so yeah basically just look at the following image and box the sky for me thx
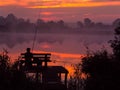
[0,0,120,23]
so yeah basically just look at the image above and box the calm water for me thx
[0,32,114,66]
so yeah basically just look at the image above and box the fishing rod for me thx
[32,0,41,52]
[32,25,38,52]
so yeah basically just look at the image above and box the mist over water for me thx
[0,31,114,65]
[0,13,116,63]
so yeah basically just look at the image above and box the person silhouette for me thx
[25,48,33,69]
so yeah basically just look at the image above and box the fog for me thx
[0,31,114,65]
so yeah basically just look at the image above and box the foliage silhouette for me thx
[80,25,120,90]
[109,25,120,60]
[68,63,84,90]
[0,49,11,90]
[0,49,41,90]
[68,24,120,90]
[81,49,120,90]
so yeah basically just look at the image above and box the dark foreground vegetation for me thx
[0,49,67,90]
[0,50,40,90]
[68,24,120,90]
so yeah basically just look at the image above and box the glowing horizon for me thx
[9,50,84,75]
[32,50,84,59]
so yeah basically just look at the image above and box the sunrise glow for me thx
[28,1,120,8]
[33,50,84,59]
[0,0,120,8]
[51,52,84,59]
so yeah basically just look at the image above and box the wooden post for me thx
[45,55,47,67]
[59,73,61,81]
[36,72,38,83]
[65,73,68,88]
[36,72,39,83]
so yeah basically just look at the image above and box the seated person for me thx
[24,48,33,68]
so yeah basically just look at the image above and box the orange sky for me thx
[0,0,120,8]
[9,50,84,75]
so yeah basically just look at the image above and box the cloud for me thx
[90,0,120,1]
[1,0,120,8]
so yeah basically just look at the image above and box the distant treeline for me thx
[0,13,120,33]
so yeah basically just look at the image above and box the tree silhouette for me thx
[0,13,116,33]
[109,25,120,60]
[81,49,120,90]
[112,18,120,27]
[77,21,83,29]
[84,18,92,28]
[0,49,11,89]
[81,25,120,90]
[0,49,40,90]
